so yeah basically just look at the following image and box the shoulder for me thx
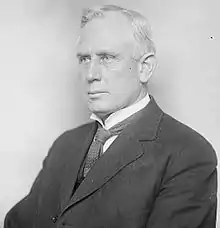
[43,121,95,160]
[60,121,95,138]
[158,112,217,166]
[53,121,95,146]
[36,121,96,169]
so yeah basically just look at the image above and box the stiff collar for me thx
[90,94,150,130]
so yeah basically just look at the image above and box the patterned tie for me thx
[83,125,112,176]
[74,109,144,189]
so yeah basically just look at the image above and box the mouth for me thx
[88,91,107,98]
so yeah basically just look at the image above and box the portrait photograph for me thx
[0,0,219,227]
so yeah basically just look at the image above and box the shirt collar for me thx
[90,93,150,130]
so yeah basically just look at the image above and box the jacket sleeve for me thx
[146,138,217,228]
[3,145,54,228]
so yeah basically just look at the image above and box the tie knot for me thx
[94,112,141,145]
[94,126,112,145]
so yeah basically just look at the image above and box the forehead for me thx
[77,12,135,54]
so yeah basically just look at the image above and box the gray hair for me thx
[80,5,156,58]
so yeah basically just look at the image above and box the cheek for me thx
[104,65,139,91]
[78,69,88,82]
[106,79,139,104]
[103,60,135,78]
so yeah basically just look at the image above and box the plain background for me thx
[0,0,219,227]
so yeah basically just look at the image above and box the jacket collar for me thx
[124,95,164,141]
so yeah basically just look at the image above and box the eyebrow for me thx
[76,52,90,58]
[76,51,120,58]
[96,51,119,56]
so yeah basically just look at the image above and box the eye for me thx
[78,55,91,64]
[100,54,115,63]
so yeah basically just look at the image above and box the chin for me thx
[90,106,109,116]
[88,103,112,117]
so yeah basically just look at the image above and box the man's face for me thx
[77,12,144,119]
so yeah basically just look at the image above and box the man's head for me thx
[76,5,157,120]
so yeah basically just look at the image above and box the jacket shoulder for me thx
[158,113,217,164]
[43,121,95,162]
[55,121,95,144]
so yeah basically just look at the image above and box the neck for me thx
[99,88,148,122]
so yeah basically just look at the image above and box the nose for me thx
[86,59,102,82]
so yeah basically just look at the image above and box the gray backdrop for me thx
[0,0,219,226]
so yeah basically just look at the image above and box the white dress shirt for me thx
[90,94,150,153]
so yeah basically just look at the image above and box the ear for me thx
[139,54,157,83]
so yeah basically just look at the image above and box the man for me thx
[4,4,217,228]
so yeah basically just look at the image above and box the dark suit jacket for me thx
[4,97,217,228]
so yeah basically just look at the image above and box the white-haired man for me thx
[4,5,217,228]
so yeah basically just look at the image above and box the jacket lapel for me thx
[60,97,164,215]
[61,131,144,215]
[60,122,97,210]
